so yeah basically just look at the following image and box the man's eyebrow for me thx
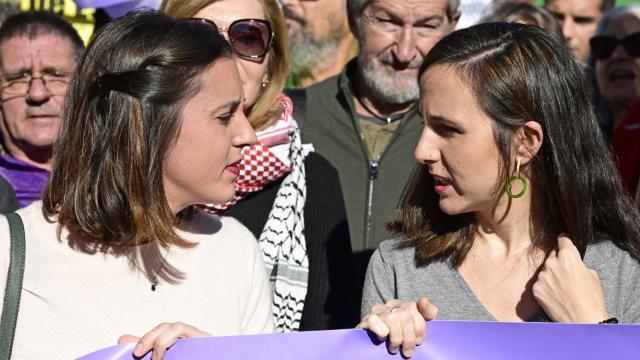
[41,66,70,74]
[574,15,596,23]
[2,66,30,75]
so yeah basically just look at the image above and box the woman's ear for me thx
[515,121,544,166]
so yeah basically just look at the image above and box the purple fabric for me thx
[0,155,49,208]
[77,320,640,360]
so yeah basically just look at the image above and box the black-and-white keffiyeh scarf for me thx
[258,127,310,332]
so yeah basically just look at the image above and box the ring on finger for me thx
[389,306,400,314]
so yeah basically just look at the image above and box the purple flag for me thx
[74,0,160,18]
[77,320,640,360]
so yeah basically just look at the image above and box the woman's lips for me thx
[226,160,241,176]
[432,175,451,193]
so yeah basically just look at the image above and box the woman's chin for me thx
[438,199,465,216]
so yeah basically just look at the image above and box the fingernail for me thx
[133,342,143,355]
[389,347,399,354]
[416,336,424,345]
[405,349,415,357]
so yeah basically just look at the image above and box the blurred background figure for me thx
[592,5,640,206]
[0,11,84,208]
[545,0,615,64]
[482,1,562,40]
[281,0,357,88]
[456,0,532,29]
[592,4,640,135]
[457,0,493,28]
[0,1,19,26]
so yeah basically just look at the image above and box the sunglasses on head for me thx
[185,18,274,59]
[590,32,640,60]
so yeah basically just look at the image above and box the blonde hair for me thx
[161,0,289,130]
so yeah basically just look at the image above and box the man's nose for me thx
[609,40,632,61]
[562,17,576,42]
[26,77,50,103]
[394,27,419,64]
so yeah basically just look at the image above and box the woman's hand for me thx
[118,322,211,360]
[532,235,608,323]
[357,297,438,358]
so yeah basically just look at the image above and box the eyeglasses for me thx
[186,18,274,59]
[0,72,70,99]
[590,32,640,60]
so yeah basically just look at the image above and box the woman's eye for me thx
[218,113,233,126]
[433,124,459,136]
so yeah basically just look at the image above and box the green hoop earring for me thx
[504,156,528,199]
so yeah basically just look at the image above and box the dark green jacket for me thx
[297,61,423,253]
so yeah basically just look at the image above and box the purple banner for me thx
[77,320,640,360]
[74,0,160,18]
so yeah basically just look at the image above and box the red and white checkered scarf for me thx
[202,95,295,211]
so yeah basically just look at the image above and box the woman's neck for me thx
[473,190,538,258]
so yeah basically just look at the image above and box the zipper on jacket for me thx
[365,160,378,248]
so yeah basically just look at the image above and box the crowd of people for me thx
[0,0,638,359]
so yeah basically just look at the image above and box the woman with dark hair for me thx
[358,22,640,357]
[161,0,355,332]
[0,10,273,359]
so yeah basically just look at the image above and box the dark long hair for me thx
[392,22,640,266]
[43,11,232,254]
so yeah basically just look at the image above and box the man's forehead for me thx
[367,0,449,18]
[0,34,76,71]
[547,0,603,16]
[604,13,640,36]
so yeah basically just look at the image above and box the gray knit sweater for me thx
[362,238,640,323]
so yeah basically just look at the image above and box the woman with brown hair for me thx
[161,0,355,332]
[0,10,273,359]
[358,22,640,357]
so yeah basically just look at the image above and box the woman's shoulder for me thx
[585,240,638,262]
[374,237,417,266]
[180,210,258,250]
[584,240,640,274]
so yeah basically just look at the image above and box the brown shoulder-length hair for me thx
[391,22,640,266]
[160,0,289,130]
[42,10,232,250]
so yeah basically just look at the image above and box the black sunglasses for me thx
[590,32,640,60]
[186,18,274,59]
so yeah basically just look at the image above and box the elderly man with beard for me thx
[296,0,460,293]
[0,12,83,207]
[282,0,358,87]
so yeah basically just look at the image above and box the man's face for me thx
[357,0,457,105]
[282,0,349,70]
[546,0,603,63]
[0,34,75,154]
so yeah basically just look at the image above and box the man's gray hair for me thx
[347,0,461,32]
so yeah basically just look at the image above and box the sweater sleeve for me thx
[619,251,640,323]
[299,153,357,330]
[360,244,396,319]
